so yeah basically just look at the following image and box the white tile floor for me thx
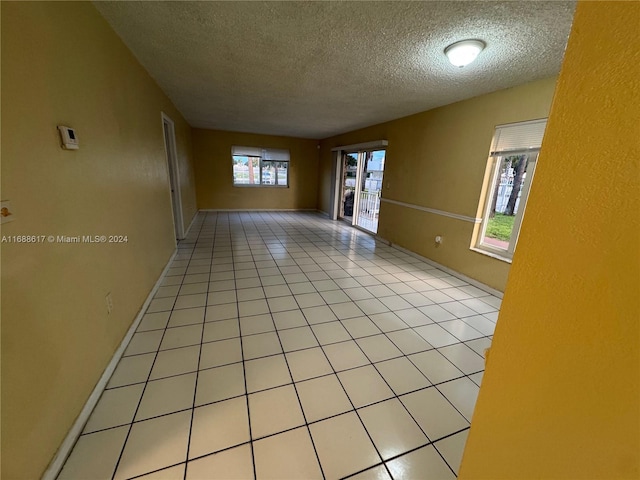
[58,211,499,480]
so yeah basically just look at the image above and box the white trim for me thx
[470,246,513,264]
[331,140,388,152]
[41,250,178,480]
[381,240,504,298]
[183,212,199,238]
[380,198,481,224]
[199,208,318,212]
[161,113,185,240]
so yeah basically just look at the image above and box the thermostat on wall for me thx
[57,125,79,150]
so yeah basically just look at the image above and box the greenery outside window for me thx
[476,119,547,259]
[232,146,289,186]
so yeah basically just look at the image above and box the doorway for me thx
[161,113,184,240]
[339,149,386,234]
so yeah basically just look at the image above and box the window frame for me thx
[473,118,547,261]
[476,150,539,260]
[231,146,290,188]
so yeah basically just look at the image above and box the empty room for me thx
[1,1,638,480]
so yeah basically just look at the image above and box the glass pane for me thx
[233,155,259,185]
[355,150,385,234]
[342,153,358,219]
[482,154,530,250]
[262,160,288,186]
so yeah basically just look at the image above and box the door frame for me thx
[161,112,184,240]
[330,140,388,222]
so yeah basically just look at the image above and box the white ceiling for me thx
[94,1,575,139]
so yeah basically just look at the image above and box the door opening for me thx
[338,149,385,234]
[161,113,184,240]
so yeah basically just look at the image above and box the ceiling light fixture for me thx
[444,39,485,67]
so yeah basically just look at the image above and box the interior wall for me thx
[459,1,639,478]
[318,77,558,291]
[193,129,319,210]
[0,3,197,479]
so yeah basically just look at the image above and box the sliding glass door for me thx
[340,149,385,233]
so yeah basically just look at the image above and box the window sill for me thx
[470,247,513,264]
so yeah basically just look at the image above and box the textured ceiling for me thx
[94,1,575,139]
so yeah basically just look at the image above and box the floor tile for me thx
[203,318,240,342]
[254,427,323,479]
[108,353,155,388]
[200,338,242,368]
[342,316,382,338]
[205,302,238,322]
[195,362,245,406]
[349,464,393,480]
[268,295,299,312]
[272,309,308,329]
[295,292,325,308]
[461,315,497,336]
[167,307,205,328]
[323,340,370,371]
[146,297,176,313]
[83,383,145,433]
[434,429,469,475]
[469,371,484,386]
[311,321,352,345]
[138,311,171,332]
[338,365,394,408]
[245,354,292,393]
[329,301,365,320]
[460,297,497,314]
[356,335,403,363]
[277,326,319,352]
[150,345,200,380]
[386,328,433,355]
[394,308,433,328]
[359,398,428,460]
[413,324,460,348]
[136,373,196,421]
[207,289,237,306]
[310,412,381,479]
[160,324,203,350]
[125,330,164,356]
[248,384,305,439]
[180,282,208,295]
[238,299,270,317]
[114,411,191,480]
[58,426,129,480]
[286,347,334,381]
[408,350,464,384]
[296,374,352,422]
[369,312,408,332]
[189,397,250,459]
[438,343,485,374]
[174,293,207,310]
[439,301,478,318]
[239,313,275,336]
[137,464,185,479]
[303,305,338,325]
[386,444,455,479]
[437,377,480,421]
[375,357,430,395]
[400,387,469,441]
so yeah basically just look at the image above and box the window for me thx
[232,146,289,186]
[475,119,547,260]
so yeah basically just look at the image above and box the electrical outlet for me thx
[106,293,113,315]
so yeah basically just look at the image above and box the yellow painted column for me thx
[459,1,640,478]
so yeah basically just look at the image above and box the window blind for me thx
[232,146,290,161]
[490,119,547,155]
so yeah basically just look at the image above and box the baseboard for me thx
[378,238,504,299]
[41,249,178,480]
[183,211,199,238]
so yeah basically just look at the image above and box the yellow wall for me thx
[318,78,557,291]
[0,3,197,479]
[193,129,319,210]
[459,1,640,478]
